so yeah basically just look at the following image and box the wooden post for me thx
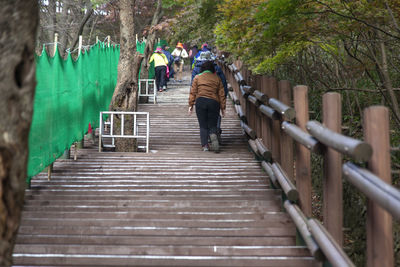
[279,80,294,180]
[261,76,271,151]
[53,33,58,57]
[255,76,263,138]
[47,163,53,181]
[293,85,311,217]
[364,106,393,267]
[96,36,99,44]
[246,73,253,131]
[269,77,280,162]
[323,92,343,246]
[74,142,78,161]
[78,35,82,56]
[107,35,110,47]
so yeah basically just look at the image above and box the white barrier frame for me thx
[138,79,157,104]
[99,111,150,153]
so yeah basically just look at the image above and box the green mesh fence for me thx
[27,42,120,182]
[27,40,165,183]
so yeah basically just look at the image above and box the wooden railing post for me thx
[279,80,294,180]
[262,76,272,150]
[269,77,281,162]
[293,85,311,216]
[255,75,262,138]
[322,92,343,246]
[364,106,393,267]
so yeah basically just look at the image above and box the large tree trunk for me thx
[109,0,143,152]
[141,0,163,78]
[0,1,38,265]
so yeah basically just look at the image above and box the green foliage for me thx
[167,0,224,46]
[213,0,400,264]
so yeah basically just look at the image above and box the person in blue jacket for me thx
[191,50,228,143]
[194,43,211,60]
[161,45,175,86]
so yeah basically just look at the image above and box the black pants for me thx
[195,97,220,146]
[155,66,166,90]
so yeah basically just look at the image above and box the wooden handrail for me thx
[271,163,298,202]
[261,161,278,187]
[269,98,296,120]
[343,162,400,220]
[306,120,372,162]
[234,104,247,123]
[281,121,323,154]
[218,58,396,267]
[283,200,324,261]
[308,219,355,267]
[239,85,250,98]
[253,90,268,104]
[255,138,272,162]
[247,95,260,107]
[259,104,279,120]
[240,121,256,139]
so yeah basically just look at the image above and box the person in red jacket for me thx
[188,61,226,152]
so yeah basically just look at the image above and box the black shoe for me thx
[210,133,220,153]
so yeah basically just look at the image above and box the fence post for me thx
[255,75,262,138]
[293,85,311,216]
[364,106,393,267]
[53,33,58,57]
[279,80,294,180]
[322,92,343,246]
[269,77,281,162]
[261,76,271,150]
[78,35,82,57]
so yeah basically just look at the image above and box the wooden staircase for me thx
[13,76,318,266]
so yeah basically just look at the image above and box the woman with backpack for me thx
[171,42,188,82]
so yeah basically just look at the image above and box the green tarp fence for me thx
[28,40,167,183]
[27,42,120,183]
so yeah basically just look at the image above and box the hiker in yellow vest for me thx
[149,47,169,92]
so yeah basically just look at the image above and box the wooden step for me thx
[13,72,317,266]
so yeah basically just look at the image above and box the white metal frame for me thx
[99,111,150,153]
[138,79,157,104]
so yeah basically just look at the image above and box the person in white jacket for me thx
[171,42,188,82]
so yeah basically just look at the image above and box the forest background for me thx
[35,0,400,266]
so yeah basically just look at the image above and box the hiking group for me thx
[149,42,227,153]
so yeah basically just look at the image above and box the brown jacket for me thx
[189,71,226,111]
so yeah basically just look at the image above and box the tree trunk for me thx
[109,0,143,152]
[0,1,38,265]
[378,39,400,125]
[141,0,163,78]
[70,1,94,53]
[48,0,57,56]
[59,1,72,58]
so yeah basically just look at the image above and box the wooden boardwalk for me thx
[13,73,317,266]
